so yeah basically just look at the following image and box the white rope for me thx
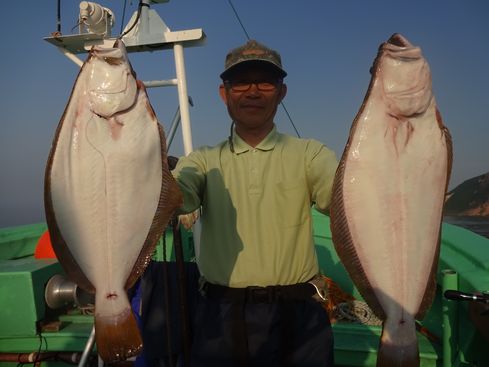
[334,300,382,326]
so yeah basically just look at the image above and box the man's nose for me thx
[245,83,260,95]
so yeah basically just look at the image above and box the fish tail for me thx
[94,306,142,363]
[377,320,419,367]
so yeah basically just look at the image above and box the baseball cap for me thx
[220,39,287,80]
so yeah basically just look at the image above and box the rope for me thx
[321,275,382,326]
[119,1,144,39]
[120,0,129,35]
[226,0,251,40]
[78,304,95,316]
[334,300,382,326]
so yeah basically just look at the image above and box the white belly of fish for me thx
[50,90,162,317]
[342,93,448,318]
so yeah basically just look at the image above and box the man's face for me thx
[219,67,287,131]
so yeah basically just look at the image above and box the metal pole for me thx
[57,47,84,67]
[173,42,201,259]
[442,269,458,367]
[166,97,194,150]
[166,107,181,150]
[143,79,178,88]
[161,230,175,367]
[78,325,96,367]
[173,220,191,366]
[173,43,194,155]
[56,0,61,33]
[140,0,150,38]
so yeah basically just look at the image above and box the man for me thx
[172,39,338,366]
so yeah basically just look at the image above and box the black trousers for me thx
[190,291,334,367]
[138,263,333,367]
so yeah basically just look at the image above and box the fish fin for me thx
[154,122,184,224]
[444,126,453,188]
[124,111,183,289]
[377,321,419,367]
[95,307,142,363]
[435,108,453,191]
[330,160,385,320]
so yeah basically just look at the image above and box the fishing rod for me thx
[444,290,489,307]
[172,219,192,366]
[161,233,176,367]
[444,289,489,345]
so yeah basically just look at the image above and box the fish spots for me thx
[106,292,118,300]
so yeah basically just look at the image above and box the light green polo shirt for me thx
[172,126,338,287]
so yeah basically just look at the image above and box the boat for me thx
[0,212,488,367]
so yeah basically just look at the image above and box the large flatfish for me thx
[44,40,182,362]
[330,34,452,367]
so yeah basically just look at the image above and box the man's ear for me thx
[219,84,227,104]
[279,83,287,102]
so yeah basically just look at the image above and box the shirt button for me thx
[253,149,257,153]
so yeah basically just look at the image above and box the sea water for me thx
[443,216,489,239]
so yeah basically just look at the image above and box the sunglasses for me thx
[224,79,283,92]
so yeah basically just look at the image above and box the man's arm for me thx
[306,141,338,214]
[172,150,207,214]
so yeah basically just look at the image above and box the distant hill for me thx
[444,172,489,217]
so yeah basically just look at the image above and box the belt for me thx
[202,281,317,303]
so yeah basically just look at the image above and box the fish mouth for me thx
[382,33,422,61]
[377,34,433,116]
[387,33,411,48]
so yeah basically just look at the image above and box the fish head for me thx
[87,41,138,118]
[376,34,433,118]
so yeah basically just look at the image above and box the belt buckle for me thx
[247,286,273,303]
[308,278,329,302]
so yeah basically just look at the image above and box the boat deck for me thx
[1,212,489,366]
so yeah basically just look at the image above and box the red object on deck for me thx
[34,230,57,259]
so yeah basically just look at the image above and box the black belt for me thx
[202,281,316,303]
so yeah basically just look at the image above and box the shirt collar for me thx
[232,125,279,154]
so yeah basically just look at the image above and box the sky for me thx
[0,0,488,228]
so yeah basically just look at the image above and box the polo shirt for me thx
[172,125,338,287]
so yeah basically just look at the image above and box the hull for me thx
[2,216,489,367]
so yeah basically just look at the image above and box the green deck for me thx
[0,212,488,366]
[312,211,489,367]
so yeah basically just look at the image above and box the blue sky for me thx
[0,1,488,227]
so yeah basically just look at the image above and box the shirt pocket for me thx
[275,180,309,227]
